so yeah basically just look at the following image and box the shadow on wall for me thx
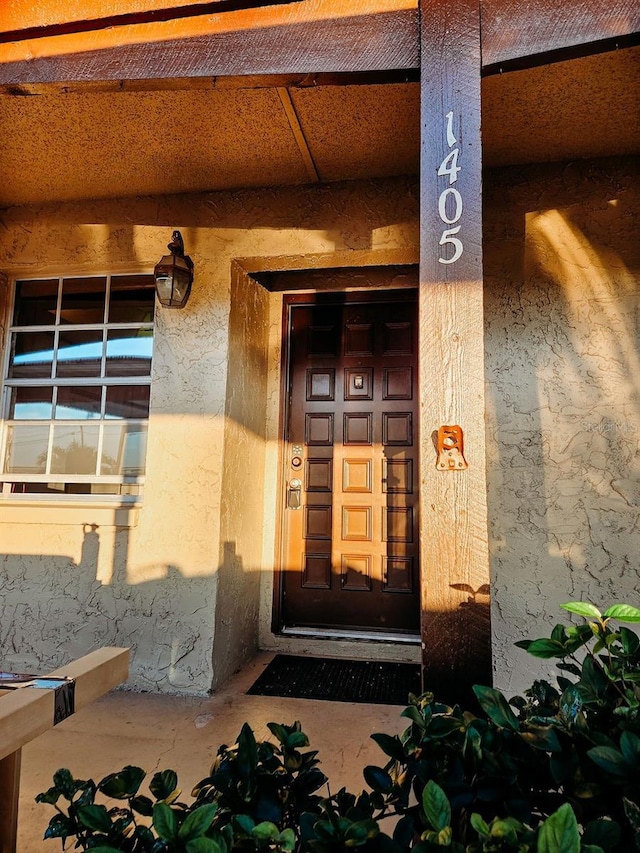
[0,525,259,694]
[483,156,640,691]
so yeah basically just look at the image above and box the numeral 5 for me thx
[438,227,463,265]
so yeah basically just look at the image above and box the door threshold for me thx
[280,626,420,644]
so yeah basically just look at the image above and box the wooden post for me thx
[0,749,21,853]
[419,0,491,702]
[0,648,129,853]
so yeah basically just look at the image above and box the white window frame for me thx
[0,272,155,502]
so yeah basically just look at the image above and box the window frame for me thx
[0,271,155,502]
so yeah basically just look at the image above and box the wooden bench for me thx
[0,647,129,853]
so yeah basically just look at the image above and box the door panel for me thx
[280,290,419,634]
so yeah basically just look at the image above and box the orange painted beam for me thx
[0,0,413,62]
[0,1,223,32]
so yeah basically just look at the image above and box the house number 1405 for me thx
[438,111,463,265]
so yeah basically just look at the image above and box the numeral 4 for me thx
[437,148,460,185]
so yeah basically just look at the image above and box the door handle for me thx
[287,478,302,509]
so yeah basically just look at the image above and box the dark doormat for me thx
[247,654,421,705]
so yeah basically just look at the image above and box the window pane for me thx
[55,386,102,419]
[105,329,153,376]
[50,425,100,474]
[4,424,50,473]
[56,330,103,377]
[104,385,150,419]
[9,331,55,378]
[13,279,59,326]
[60,277,107,325]
[8,387,53,420]
[101,423,148,475]
[108,275,155,323]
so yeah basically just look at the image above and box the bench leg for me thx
[0,748,21,853]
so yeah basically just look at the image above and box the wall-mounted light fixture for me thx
[153,230,194,308]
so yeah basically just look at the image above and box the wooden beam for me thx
[418,0,491,703]
[277,87,320,182]
[0,647,129,761]
[0,2,418,84]
[0,0,636,85]
[0,648,128,853]
[0,0,296,38]
[481,0,640,70]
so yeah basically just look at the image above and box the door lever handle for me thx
[287,478,302,509]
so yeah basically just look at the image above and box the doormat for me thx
[247,654,421,705]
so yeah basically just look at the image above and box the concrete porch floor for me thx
[17,652,406,851]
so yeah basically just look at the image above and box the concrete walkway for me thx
[18,653,406,851]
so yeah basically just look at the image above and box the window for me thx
[1,274,155,498]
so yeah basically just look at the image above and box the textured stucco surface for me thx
[484,157,640,694]
[0,157,638,696]
[0,176,419,694]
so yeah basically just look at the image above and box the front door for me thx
[279,290,419,635]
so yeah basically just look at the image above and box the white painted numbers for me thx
[437,111,463,265]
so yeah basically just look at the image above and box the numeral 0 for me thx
[438,188,463,225]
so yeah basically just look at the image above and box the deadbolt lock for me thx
[287,478,302,509]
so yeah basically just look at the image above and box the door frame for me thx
[271,283,420,638]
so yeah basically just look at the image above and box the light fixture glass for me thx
[153,231,193,308]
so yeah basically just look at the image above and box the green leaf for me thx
[77,804,112,832]
[98,766,146,799]
[620,731,640,764]
[582,818,621,851]
[470,813,490,838]
[537,803,580,853]
[36,786,61,805]
[153,802,178,841]
[473,685,520,731]
[178,804,218,841]
[623,797,640,831]
[277,828,296,851]
[150,769,178,801]
[422,780,451,832]
[43,814,74,840]
[234,814,255,835]
[130,795,154,817]
[603,604,640,623]
[252,821,280,840]
[400,705,427,729]
[187,840,225,853]
[52,769,78,799]
[520,724,562,752]
[561,601,602,620]
[587,746,629,777]
[620,627,640,656]
[363,766,393,793]
[370,733,406,762]
[516,638,567,659]
[237,723,259,780]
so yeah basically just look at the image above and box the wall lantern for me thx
[153,230,194,308]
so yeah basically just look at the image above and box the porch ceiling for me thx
[0,45,637,208]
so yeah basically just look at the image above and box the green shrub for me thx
[38,601,640,852]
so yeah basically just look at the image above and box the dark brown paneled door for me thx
[280,290,420,634]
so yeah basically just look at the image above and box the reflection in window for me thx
[2,274,155,498]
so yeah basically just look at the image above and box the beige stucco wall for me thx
[0,157,637,697]
[484,156,640,694]
[0,176,419,694]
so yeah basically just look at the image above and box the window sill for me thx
[0,499,139,527]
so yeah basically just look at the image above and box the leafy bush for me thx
[38,601,640,852]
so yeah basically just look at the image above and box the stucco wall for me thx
[0,175,419,694]
[0,158,637,697]
[484,156,640,694]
